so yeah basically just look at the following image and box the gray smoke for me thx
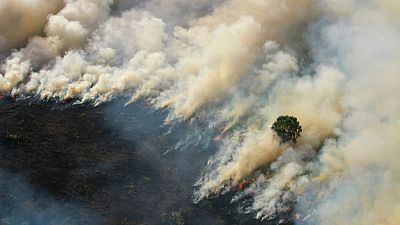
[0,170,101,225]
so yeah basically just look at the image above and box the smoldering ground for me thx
[0,0,400,224]
[0,97,270,225]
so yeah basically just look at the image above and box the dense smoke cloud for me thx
[114,0,224,27]
[0,0,399,224]
[0,0,113,93]
[295,1,400,224]
[0,0,64,60]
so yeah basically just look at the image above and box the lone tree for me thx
[271,115,302,143]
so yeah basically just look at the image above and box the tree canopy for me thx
[271,115,302,143]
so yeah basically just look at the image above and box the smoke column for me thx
[0,0,399,224]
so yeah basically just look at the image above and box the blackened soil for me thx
[0,97,287,225]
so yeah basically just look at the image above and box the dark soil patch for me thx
[0,97,287,225]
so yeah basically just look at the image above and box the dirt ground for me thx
[0,97,290,225]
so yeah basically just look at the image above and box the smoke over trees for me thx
[0,0,399,224]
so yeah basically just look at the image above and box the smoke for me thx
[0,0,399,224]
[0,170,101,225]
[114,0,224,27]
[0,0,113,93]
[293,1,400,224]
[0,0,64,60]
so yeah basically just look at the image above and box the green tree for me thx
[271,115,302,143]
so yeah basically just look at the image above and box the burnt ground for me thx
[0,97,292,225]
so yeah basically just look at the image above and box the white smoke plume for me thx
[0,0,64,59]
[0,0,399,224]
[0,0,113,93]
[293,1,400,224]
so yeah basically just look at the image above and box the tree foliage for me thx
[271,115,302,143]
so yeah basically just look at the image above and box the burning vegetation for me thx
[1,0,400,224]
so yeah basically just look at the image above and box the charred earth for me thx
[0,97,292,225]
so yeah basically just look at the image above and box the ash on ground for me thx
[0,97,292,225]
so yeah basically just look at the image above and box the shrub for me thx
[271,115,302,143]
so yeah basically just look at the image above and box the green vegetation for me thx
[271,115,302,143]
